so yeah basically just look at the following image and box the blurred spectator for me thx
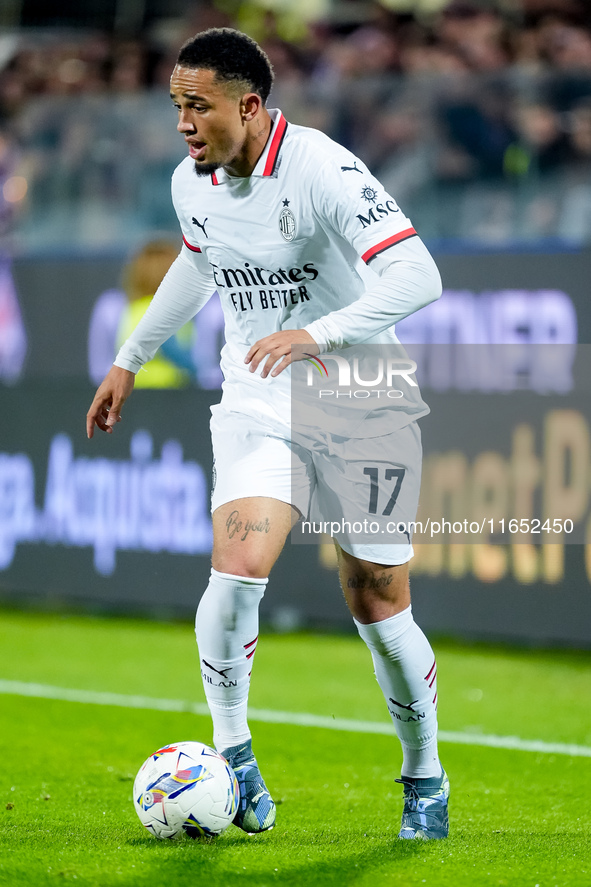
[117,239,194,388]
[3,1,591,248]
[3,2,591,114]
[437,79,515,181]
[109,40,148,93]
[434,1,513,71]
[567,97,591,160]
[558,97,591,239]
[88,240,195,388]
[0,127,26,243]
[538,18,591,69]
[507,100,572,176]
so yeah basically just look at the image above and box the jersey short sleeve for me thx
[311,154,417,265]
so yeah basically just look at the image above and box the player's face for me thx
[170,66,252,177]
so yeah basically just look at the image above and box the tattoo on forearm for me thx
[347,574,394,590]
[226,510,271,542]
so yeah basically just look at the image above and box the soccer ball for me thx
[133,741,240,839]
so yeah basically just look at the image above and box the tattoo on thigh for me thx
[347,574,394,591]
[225,510,271,542]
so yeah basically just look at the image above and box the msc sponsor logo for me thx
[360,184,378,203]
[357,200,400,229]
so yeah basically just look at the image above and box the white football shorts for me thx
[209,404,422,565]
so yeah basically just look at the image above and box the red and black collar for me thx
[211,109,288,186]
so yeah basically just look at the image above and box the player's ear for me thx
[241,93,262,122]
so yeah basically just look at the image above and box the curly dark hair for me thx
[177,28,274,104]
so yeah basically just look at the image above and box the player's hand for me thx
[86,366,135,439]
[245,330,319,378]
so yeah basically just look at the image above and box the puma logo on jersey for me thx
[192,216,209,237]
[341,161,363,174]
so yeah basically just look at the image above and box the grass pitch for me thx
[0,609,590,887]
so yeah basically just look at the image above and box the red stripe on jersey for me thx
[362,227,417,263]
[211,171,221,186]
[263,114,288,177]
[182,235,202,253]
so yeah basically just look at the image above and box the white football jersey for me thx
[171,109,427,427]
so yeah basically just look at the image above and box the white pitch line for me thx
[2,679,591,759]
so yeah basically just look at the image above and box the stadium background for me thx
[2,0,591,647]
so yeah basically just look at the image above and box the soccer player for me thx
[86,27,449,840]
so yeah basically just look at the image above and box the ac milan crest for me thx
[279,207,296,241]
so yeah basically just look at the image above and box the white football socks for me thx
[195,568,267,752]
[355,605,441,779]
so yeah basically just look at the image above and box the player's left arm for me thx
[302,235,442,351]
[245,156,441,377]
[244,239,439,376]
[244,240,439,378]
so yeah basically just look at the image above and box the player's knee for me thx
[211,554,270,579]
[340,558,411,621]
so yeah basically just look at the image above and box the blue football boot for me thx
[396,768,450,839]
[221,739,276,833]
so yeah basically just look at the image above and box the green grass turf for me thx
[1,609,590,886]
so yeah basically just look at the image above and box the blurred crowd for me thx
[3,0,591,248]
